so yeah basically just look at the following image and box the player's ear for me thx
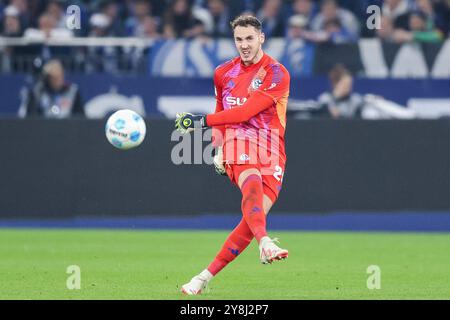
[260,32,265,44]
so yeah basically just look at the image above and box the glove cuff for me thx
[201,115,208,128]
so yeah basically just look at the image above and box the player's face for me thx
[233,26,265,65]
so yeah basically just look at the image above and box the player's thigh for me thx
[237,167,262,189]
[261,158,286,213]
[231,164,274,214]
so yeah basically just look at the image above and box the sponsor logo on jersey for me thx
[226,96,247,106]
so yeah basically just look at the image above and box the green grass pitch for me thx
[0,229,449,299]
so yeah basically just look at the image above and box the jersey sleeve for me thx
[206,64,290,127]
[211,69,226,147]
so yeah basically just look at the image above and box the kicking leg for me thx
[181,170,284,295]
[181,167,258,295]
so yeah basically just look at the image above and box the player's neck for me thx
[242,50,264,67]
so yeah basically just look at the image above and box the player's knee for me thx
[238,169,261,188]
[263,195,274,215]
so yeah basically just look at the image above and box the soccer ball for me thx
[105,109,146,150]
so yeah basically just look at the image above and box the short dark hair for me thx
[329,64,350,85]
[230,15,262,31]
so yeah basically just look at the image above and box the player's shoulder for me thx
[262,55,290,86]
[263,54,290,76]
[215,57,240,75]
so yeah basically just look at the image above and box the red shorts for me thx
[223,139,286,203]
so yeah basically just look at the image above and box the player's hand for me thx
[213,147,226,176]
[175,112,207,134]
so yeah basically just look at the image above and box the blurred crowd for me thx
[0,0,449,43]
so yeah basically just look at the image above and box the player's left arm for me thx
[175,64,290,132]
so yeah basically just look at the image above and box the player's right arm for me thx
[212,69,225,148]
[175,64,290,131]
[205,64,290,127]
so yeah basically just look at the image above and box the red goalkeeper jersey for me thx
[206,52,290,161]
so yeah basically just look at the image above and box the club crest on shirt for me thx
[251,78,262,90]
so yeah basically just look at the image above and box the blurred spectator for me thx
[376,15,396,42]
[392,10,444,43]
[1,5,23,73]
[163,0,205,39]
[311,0,360,42]
[322,17,358,43]
[137,15,161,39]
[192,1,214,35]
[289,63,417,119]
[89,13,113,37]
[382,0,412,30]
[125,0,153,37]
[2,5,22,37]
[23,12,73,40]
[290,0,317,28]
[433,0,450,36]
[1,0,447,77]
[9,0,30,32]
[287,14,309,39]
[99,0,125,37]
[122,15,161,72]
[414,0,449,36]
[337,0,365,17]
[86,13,119,73]
[45,0,66,29]
[287,14,328,42]
[21,59,84,118]
[310,63,416,119]
[149,0,168,17]
[122,0,167,18]
[257,0,285,37]
[316,64,364,118]
[206,0,232,38]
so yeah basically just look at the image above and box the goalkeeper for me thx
[175,15,290,295]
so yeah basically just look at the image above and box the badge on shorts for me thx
[239,154,250,161]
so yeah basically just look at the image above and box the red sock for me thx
[207,218,254,276]
[240,174,267,242]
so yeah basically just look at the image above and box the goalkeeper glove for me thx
[213,147,226,176]
[175,112,207,134]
